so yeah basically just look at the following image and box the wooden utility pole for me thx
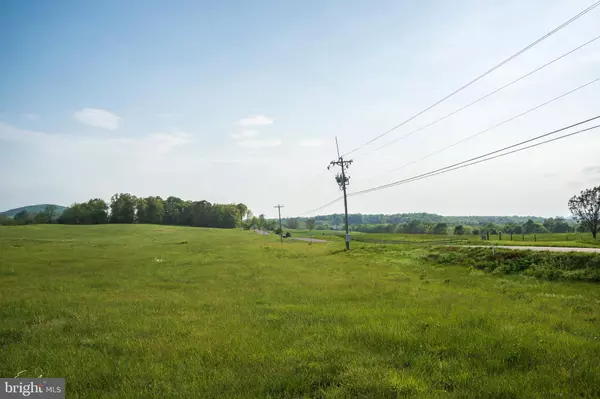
[328,137,353,250]
[274,204,284,243]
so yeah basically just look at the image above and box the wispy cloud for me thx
[299,139,322,147]
[231,130,259,139]
[0,122,190,155]
[582,165,600,176]
[22,113,40,120]
[238,115,274,127]
[74,108,121,130]
[236,138,281,148]
[156,112,181,119]
[117,131,192,155]
[211,157,271,165]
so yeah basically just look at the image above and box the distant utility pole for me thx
[328,137,353,250]
[274,204,284,243]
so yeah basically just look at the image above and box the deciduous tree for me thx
[286,218,298,229]
[453,225,465,235]
[568,186,600,239]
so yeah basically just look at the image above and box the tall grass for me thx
[1,225,599,398]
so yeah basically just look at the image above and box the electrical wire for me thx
[349,117,600,197]
[342,0,600,157]
[369,34,600,154]
[372,75,600,178]
[351,124,600,196]
[298,197,343,217]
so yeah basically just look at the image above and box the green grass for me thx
[424,246,600,281]
[1,225,600,398]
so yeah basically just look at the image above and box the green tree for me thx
[136,197,148,223]
[258,214,266,229]
[145,196,165,224]
[236,203,248,227]
[453,225,465,235]
[306,219,316,232]
[286,218,298,229]
[553,217,570,233]
[110,193,137,223]
[523,219,536,234]
[44,205,57,223]
[433,223,448,235]
[164,196,185,225]
[87,198,108,224]
[33,212,49,224]
[14,210,33,224]
[533,222,547,233]
[0,215,20,226]
[543,218,556,233]
[568,186,600,239]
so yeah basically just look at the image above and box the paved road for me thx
[290,237,328,243]
[466,245,600,253]
[254,230,327,243]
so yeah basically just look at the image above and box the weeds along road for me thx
[464,245,600,253]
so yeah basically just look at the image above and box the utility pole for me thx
[328,137,353,250]
[274,204,284,243]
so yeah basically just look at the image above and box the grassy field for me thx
[1,225,600,398]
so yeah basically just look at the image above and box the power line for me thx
[373,75,600,178]
[298,197,343,217]
[305,168,329,189]
[295,120,599,217]
[354,124,600,195]
[349,116,600,197]
[369,34,600,154]
[342,0,600,157]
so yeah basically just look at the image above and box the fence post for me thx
[499,232,502,241]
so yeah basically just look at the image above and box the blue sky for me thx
[1,0,600,218]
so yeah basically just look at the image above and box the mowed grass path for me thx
[1,225,600,398]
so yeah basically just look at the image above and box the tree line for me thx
[287,213,547,227]
[282,217,578,235]
[282,185,600,239]
[0,194,254,229]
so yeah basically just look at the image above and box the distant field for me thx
[1,225,600,398]
[290,229,600,248]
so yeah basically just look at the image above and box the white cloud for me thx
[236,138,282,148]
[74,108,121,130]
[231,130,259,139]
[238,115,274,126]
[22,113,40,120]
[299,139,322,147]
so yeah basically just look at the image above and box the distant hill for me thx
[0,204,67,218]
